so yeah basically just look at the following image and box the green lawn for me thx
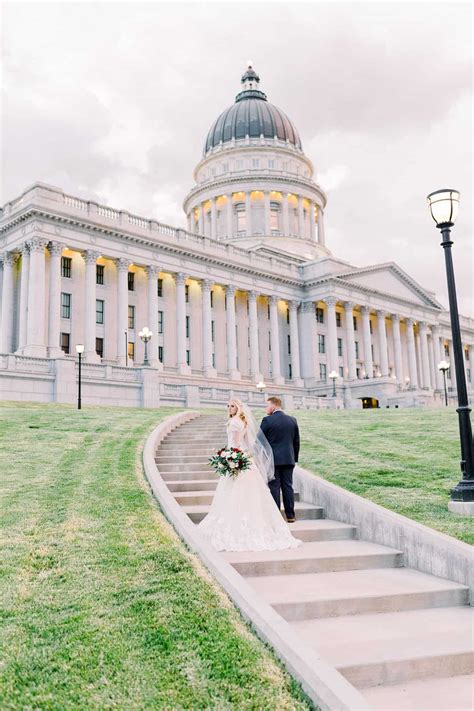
[0,401,310,711]
[292,407,473,545]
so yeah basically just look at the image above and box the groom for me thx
[260,396,300,523]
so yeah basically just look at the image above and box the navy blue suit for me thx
[260,410,300,519]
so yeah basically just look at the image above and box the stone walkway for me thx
[156,414,474,710]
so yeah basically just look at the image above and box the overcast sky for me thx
[2,1,472,314]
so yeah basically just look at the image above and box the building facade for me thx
[0,65,473,409]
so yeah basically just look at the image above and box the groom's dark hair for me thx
[267,396,282,408]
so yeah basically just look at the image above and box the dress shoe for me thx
[286,517,296,523]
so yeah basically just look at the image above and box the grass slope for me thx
[292,407,472,545]
[0,402,310,711]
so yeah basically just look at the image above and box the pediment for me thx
[336,263,443,309]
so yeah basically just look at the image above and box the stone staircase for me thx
[156,414,474,710]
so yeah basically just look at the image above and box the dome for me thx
[204,64,302,154]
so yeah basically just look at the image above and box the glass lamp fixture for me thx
[438,360,450,373]
[76,344,84,354]
[426,189,460,227]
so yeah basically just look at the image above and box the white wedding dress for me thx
[197,416,302,552]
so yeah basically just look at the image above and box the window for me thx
[128,305,135,329]
[222,162,229,172]
[127,342,135,360]
[270,208,279,230]
[467,368,471,382]
[355,341,360,359]
[286,306,290,324]
[185,285,190,303]
[336,312,341,327]
[96,299,104,325]
[237,207,246,231]
[337,338,343,357]
[371,344,374,359]
[267,303,271,319]
[186,315,190,338]
[60,332,70,354]
[319,363,327,380]
[61,256,72,278]
[212,352,216,368]
[252,159,259,168]
[157,278,163,297]
[268,159,275,169]
[444,344,450,357]
[210,290,214,308]
[268,331,271,350]
[369,320,373,334]
[465,347,469,361]
[287,334,291,354]
[318,334,325,354]
[316,307,324,323]
[339,366,344,378]
[96,264,104,285]
[353,315,358,331]
[61,292,71,319]
[356,367,361,378]
[96,337,104,358]
[288,363,292,379]
[447,367,451,380]
[224,295,227,310]
[211,320,215,342]
[186,349,190,366]
[158,311,164,334]
[128,272,135,291]
[158,346,163,363]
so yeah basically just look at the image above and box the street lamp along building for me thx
[0,64,473,410]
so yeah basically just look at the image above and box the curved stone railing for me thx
[143,411,369,711]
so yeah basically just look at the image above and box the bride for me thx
[197,399,302,552]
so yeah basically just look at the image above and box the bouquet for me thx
[208,447,251,479]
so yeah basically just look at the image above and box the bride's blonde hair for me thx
[228,398,248,425]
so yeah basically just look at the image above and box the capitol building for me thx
[0,65,473,409]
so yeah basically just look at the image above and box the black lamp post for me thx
[139,327,152,366]
[438,360,450,407]
[76,344,84,410]
[256,380,266,394]
[427,189,473,503]
[329,370,338,398]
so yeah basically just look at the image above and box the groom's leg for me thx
[279,465,295,520]
[268,469,281,510]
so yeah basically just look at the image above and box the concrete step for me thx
[160,469,217,481]
[245,567,470,620]
[166,479,218,492]
[155,455,214,464]
[289,607,474,688]
[173,489,301,506]
[159,444,221,452]
[288,519,357,543]
[182,500,325,524]
[362,673,474,710]
[222,540,403,577]
[156,462,215,473]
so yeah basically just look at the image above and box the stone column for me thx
[0,251,16,354]
[309,201,316,242]
[187,214,192,232]
[431,324,444,390]
[248,290,261,379]
[264,191,271,234]
[405,318,418,388]
[318,207,326,246]
[147,265,161,369]
[282,193,290,235]
[361,306,373,378]
[17,243,30,352]
[47,242,64,358]
[116,258,130,366]
[245,192,252,236]
[344,301,357,380]
[82,250,100,362]
[226,285,240,379]
[376,310,389,376]
[299,301,315,380]
[269,295,284,384]
[297,196,305,237]
[325,297,339,376]
[428,331,437,391]
[25,238,48,357]
[198,203,205,235]
[226,194,233,238]
[201,279,216,377]
[176,272,190,374]
[419,321,432,389]
[210,198,217,239]
[289,300,303,385]
[391,314,404,383]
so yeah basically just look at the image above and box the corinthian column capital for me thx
[27,237,48,253]
[49,241,65,257]
[176,271,187,286]
[116,257,131,272]
[82,250,100,265]
[147,264,160,279]
[201,278,213,292]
